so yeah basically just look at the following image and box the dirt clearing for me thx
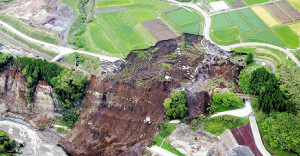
[142,19,177,41]
[263,3,293,24]
[276,1,300,21]
[230,0,246,8]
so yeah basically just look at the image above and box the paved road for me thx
[0,20,121,62]
[210,99,253,118]
[167,0,300,67]
[148,145,176,156]
[254,58,276,74]
[249,114,272,156]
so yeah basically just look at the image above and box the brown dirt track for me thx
[264,3,293,24]
[276,1,300,21]
[142,19,177,41]
[230,0,246,8]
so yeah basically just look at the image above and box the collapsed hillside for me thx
[58,34,244,155]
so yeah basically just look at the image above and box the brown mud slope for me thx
[231,124,262,156]
[59,34,244,155]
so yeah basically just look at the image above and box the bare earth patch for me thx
[142,19,177,41]
[276,1,300,21]
[230,0,246,8]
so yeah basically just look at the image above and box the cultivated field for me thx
[251,6,280,26]
[273,26,299,47]
[263,3,293,24]
[97,0,132,7]
[142,19,177,41]
[287,0,300,10]
[227,11,253,32]
[276,1,300,21]
[240,8,266,29]
[289,23,300,35]
[230,0,246,8]
[165,8,202,35]
[213,14,233,30]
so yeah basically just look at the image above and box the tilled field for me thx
[142,19,177,41]
[264,3,293,24]
[276,1,300,21]
[230,0,246,8]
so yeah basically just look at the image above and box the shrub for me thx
[245,53,253,64]
[212,92,244,112]
[62,110,80,128]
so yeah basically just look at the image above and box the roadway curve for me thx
[167,0,300,67]
[254,58,276,74]
[0,20,121,62]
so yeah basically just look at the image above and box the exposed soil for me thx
[230,0,246,8]
[0,0,75,46]
[264,3,293,24]
[276,1,300,21]
[58,34,244,155]
[142,19,177,41]
[231,124,262,156]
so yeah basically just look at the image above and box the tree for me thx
[245,53,253,64]
[163,91,188,119]
[62,110,80,128]
[238,70,250,94]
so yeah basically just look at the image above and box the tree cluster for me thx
[17,58,89,108]
[163,91,188,119]
[239,67,296,114]
[245,53,253,64]
[0,53,13,69]
[258,112,300,154]
[0,131,19,155]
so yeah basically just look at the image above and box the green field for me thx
[166,8,199,27]
[273,26,299,48]
[243,0,269,5]
[210,27,240,45]
[73,0,179,57]
[240,8,266,29]
[97,0,132,7]
[180,23,200,34]
[213,14,233,30]
[227,11,253,32]
[246,29,285,47]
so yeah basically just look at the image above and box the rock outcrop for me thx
[0,68,58,115]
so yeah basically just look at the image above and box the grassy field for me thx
[0,14,58,45]
[166,8,199,27]
[251,6,280,26]
[243,0,269,5]
[245,29,285,47]
[180,23,200,34]
[213,14,233,30]
[62,53,102,75]
[210,27,240,45]
[227,11,253,32]
[289,23,300,35]
[273,26,299,48]
[73,0,187,57]
[97,0,132,7]
[202,115,249,136]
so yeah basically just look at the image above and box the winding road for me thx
[0,21,121,62]
[167,0,300,67]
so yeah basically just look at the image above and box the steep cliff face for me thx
[0,68,58,115]
[59,34,244,155]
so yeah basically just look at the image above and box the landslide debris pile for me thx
[0,0,74,44]
[58,34,244,155]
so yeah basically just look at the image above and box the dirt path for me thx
[210,99,252,118]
